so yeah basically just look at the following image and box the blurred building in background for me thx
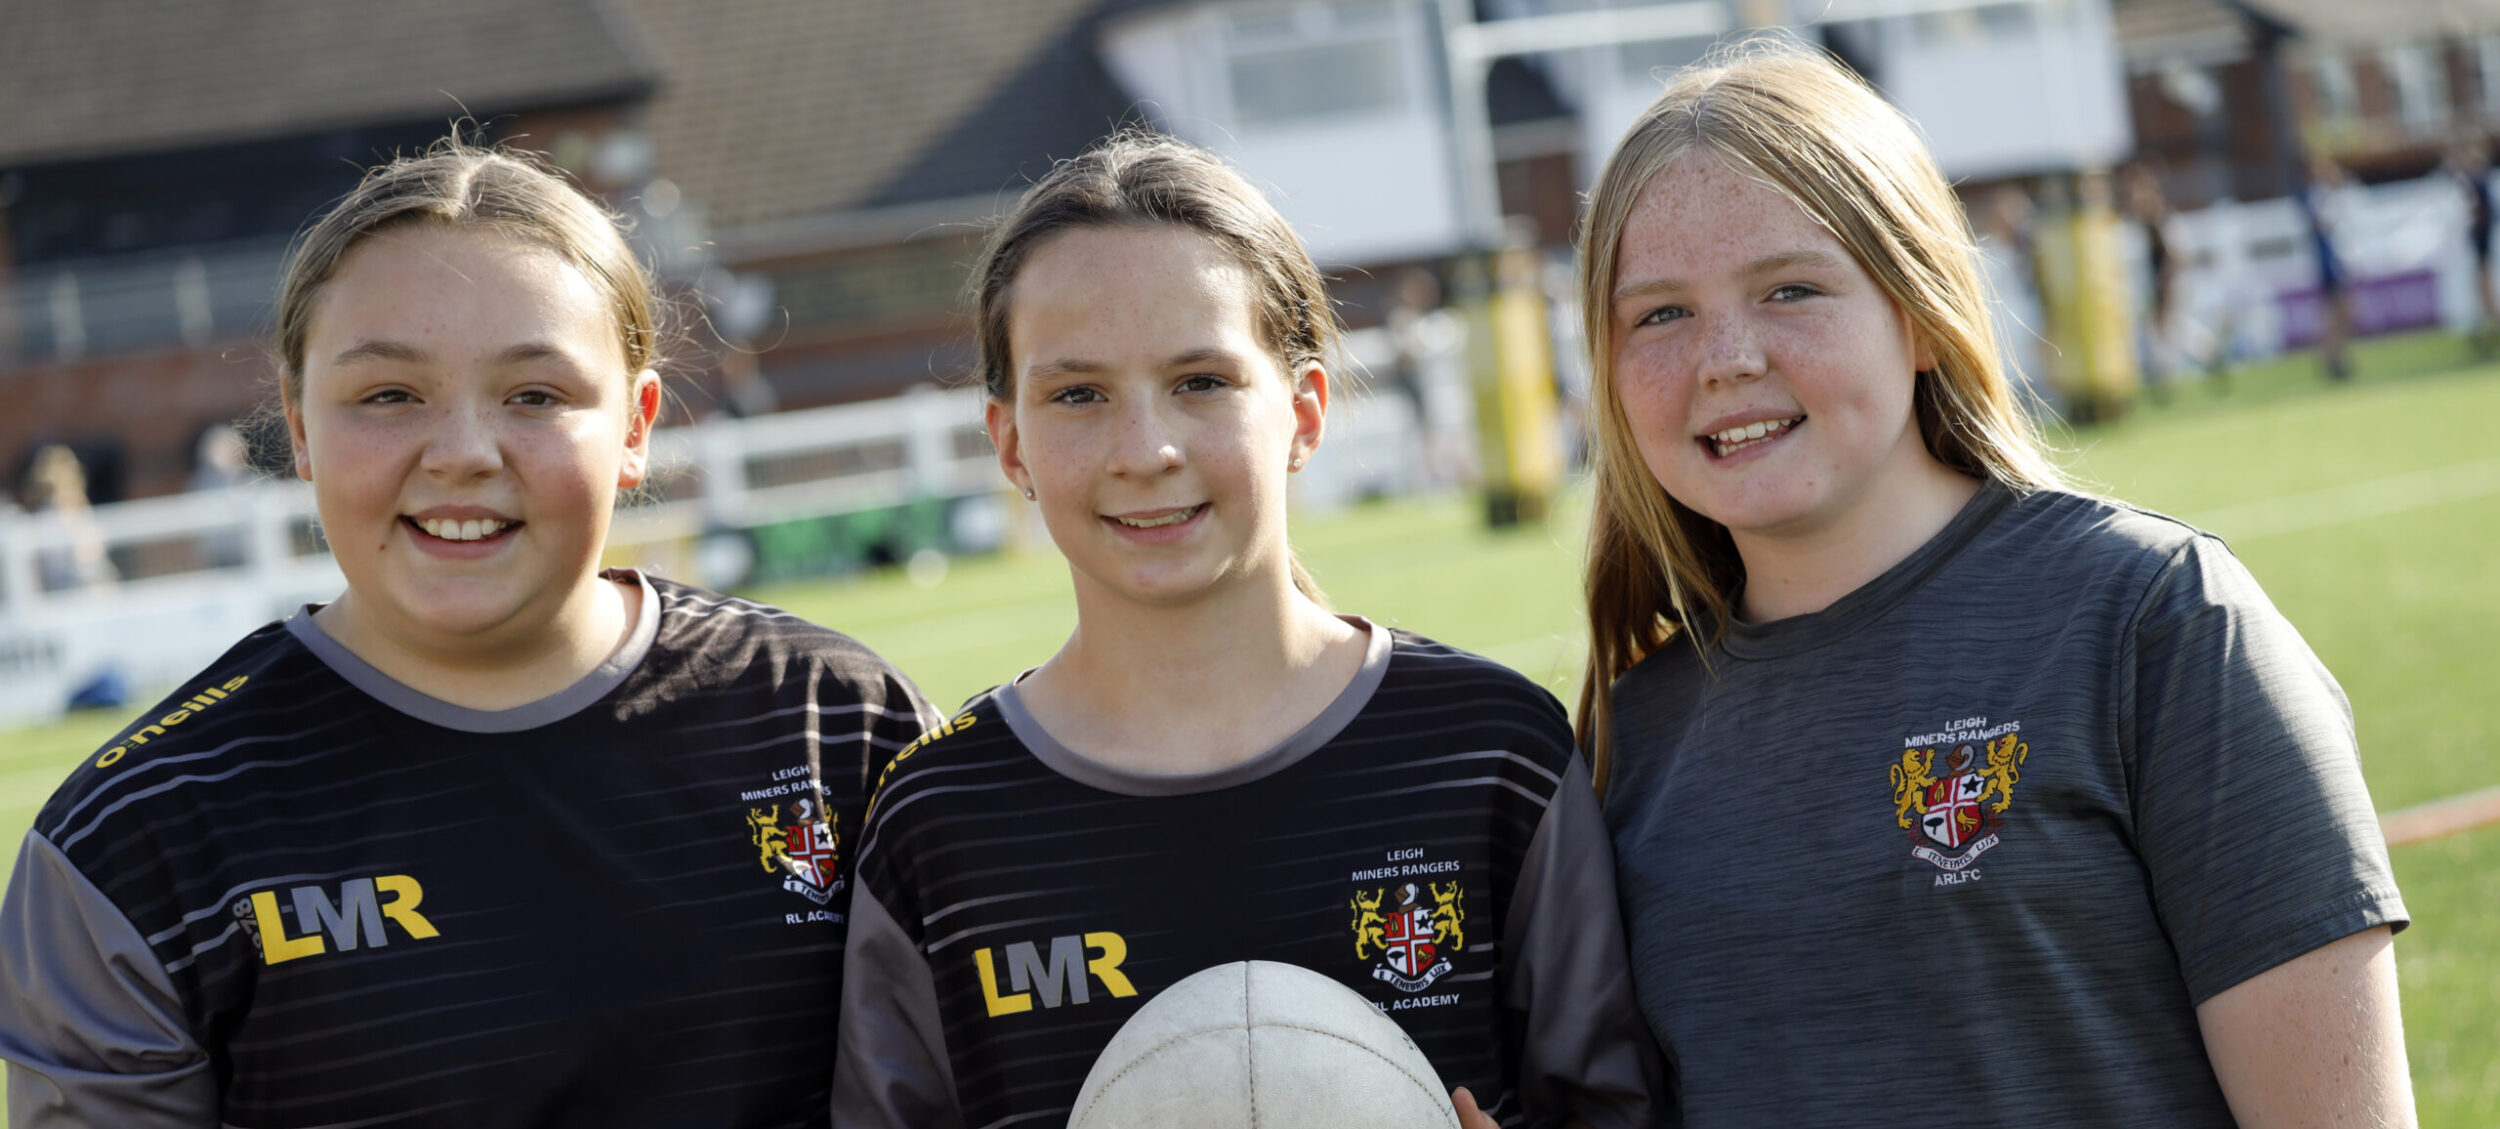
[2118,0,2500,202]
[20,0,2500,503]
[7,0,2500,720]
[0,0,2135,504]
[2102,0,2500,382]
[0,0,661,500]
[616,0,1591,414]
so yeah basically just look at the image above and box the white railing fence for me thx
[0,352,1455,727]
[0,384,995,726]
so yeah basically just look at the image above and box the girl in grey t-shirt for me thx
[1568,42,2413,1128]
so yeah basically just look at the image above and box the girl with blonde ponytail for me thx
[1579,40,2412,1127]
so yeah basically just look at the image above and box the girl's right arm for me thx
[0,831,216,1128]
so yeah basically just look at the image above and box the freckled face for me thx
[288,225,655,649]
[984,224,1322,608]
[1608,153,1937,544]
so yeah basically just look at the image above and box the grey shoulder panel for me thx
[1500,755,1672,1129]
[831,878,964,1129]
[0,829,216,1129]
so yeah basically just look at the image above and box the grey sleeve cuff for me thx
[831,876,963,1129]
[0,830,216,1129]
[1499,756,1671,1129]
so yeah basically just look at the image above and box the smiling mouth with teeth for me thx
[1112,505,1203,529]
[1703,416,1804,458]
[410,516,517,542]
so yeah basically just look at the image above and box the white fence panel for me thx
[0,386,999,727]
[2160,173,2484,363]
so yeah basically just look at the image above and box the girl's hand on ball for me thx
[1451,1086,1499,1129]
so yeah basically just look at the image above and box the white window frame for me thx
[2382,42,2450,131]
[2312,52,2361,123]
[1221,0,1414,126]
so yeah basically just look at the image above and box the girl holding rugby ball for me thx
[834,133,1660,1129]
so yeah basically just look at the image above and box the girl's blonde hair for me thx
[1574,41,2065,787]
[970,131,1341,603]
[274,137,659,404]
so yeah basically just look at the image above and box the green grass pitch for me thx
[1,334,2494,1123]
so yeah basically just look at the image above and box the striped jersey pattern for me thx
[19,577,933,1128]
[845,629,1582,1129]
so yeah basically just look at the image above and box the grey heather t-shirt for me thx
[1606,483,2405,1128]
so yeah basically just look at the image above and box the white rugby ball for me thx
[1069,960,1461,1129]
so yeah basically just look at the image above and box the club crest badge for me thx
[1351,880,1465,992]
[748,794,842,906]
[1890,726,2027,873]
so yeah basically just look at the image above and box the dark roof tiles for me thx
[623,0,1119,233]
[0,0,658,166]
[2235,0,2500,42]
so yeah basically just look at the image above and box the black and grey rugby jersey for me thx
[832,620,1662,1129]
[0,571,937,1129]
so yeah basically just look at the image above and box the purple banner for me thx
[2276,269,2443,348]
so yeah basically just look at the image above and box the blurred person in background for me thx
[185,423,252,493]
[2298,154,2355,382]
[2125,163,2221,398]
[188,423,255,568]
[1385,266,1473,488]
[19,443,133,711]
[23,443,119,593]
[2448,134,2500,355]
[1972,184,2055,418]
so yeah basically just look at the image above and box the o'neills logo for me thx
[96,676,250,768]
[1890,719,2028,883]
